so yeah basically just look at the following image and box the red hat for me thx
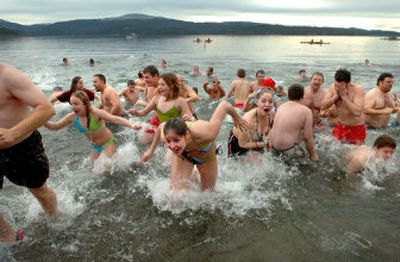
[262,78,276,89]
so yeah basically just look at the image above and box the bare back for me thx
[231,79,250,104]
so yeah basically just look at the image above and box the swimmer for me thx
[139,100,247,191]
[345,134,396,175]
[45,91,139,162]
[228,89,275,162]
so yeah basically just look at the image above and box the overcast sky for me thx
[1,0,399,32]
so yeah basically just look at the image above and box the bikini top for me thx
[75,113,102,133]
[156,98,181,122]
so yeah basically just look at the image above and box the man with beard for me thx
[93,74,124,116]
[364,73,396,128]
[302,72,327,131]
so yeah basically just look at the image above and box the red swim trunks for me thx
[145,113,160,134]
[234,103,244,109]
[332,122,366,145]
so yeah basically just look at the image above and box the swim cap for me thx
[262,78,276,90]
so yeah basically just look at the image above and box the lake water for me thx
[1,35,400,261]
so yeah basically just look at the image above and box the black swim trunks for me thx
[0,130,49,189]
[227,131,264,158]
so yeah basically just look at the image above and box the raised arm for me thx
[45,112,75,130]
[192,101,247,142]
[340,85,365,116]
[321,85,339,110]
[1,65,55,147]
[203,81,211,94]
[117,88,126,97]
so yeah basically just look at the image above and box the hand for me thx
[335,85,348,98]
[310,152,319,162]
[0,128,17,149]
[131,122,142,130]
[233,116,248,132]
[138,150,153,164]
[129,108,139,116]
[383,107,395,114]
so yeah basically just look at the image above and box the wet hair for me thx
[192,87,199,95]
[63,58,68,63]
[89,58,95,65]
[376,72,393,86]
[52,86,63,92]
[143,65,159,76]
[256,70,265,77]
[72,91,93,128]
[373,134,396,149]
[127,80,135,86]
[299,69,306,74]
[70,76,82,93]
[334,68,351,83]
[256,88,274,100]
[288,83,304,101]
[163,117,189,137]
[93,74,106,84]
[237,68,246,78]
[208,67,214,74]
[138,70,144,78]
[310,72,324,81]
[160,73,181,100]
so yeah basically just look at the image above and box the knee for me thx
[29,184,53,198]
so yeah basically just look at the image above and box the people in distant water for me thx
[275,85,288,103]
[302,72,327,130]
[51,76,96,104]
[118,80,141,107]
[321,68,366,145]
[129,72,193,141]
[62,57,69,65]
[203,77,225,100]
[194,38,201,43]
[365,59,371,65]
[46,91,138,162]
[204,37,212,43]
[296,69,309,82]
[93,74,125,116]
[227,68,251,109]
[268,83,318,162]
[0,64,57,246]
[139,100,247,191]
[364,73,396,129]
[189,65,203,76]
[345,134,396,176]
[228,89,275,162]
[89,58,95,66]
[249,69,266,92]
[160,59,167,69]
[48,86,63,102]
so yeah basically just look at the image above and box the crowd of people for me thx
[0,62,398,248]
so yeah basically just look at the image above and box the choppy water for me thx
[1,35,400,261]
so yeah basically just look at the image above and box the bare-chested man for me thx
[226,68,251,109]
[203,78,225,100]
[118,80,141,107]
[135,70,146,91]
[364,73,396,128]
[268,83,318,162]
[0,64,57,245]
[93,74,124,116]
[321,68,366,145]
[135,65,160,144]
[302,72,327,130]
[249,69,265,92]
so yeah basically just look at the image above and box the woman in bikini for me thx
[45,91,138,161]
[139,101,247,191]
[129,72,193,131]
[228,89,275,161]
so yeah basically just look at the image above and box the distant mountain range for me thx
[1,13,399,37]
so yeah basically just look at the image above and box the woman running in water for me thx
[50,75,96,103]
[129,73,193,130]
[46,91,138,161]
[139,101,247,191]
[228,89,275,161]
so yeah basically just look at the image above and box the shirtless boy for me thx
[227,68,251,109]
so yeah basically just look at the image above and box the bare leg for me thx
[197,158,218,191]
[0,216,16,244]
[90,150,101,162]
[28,183,57,218]
[170,154,194,191]
[102,143,117,158]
